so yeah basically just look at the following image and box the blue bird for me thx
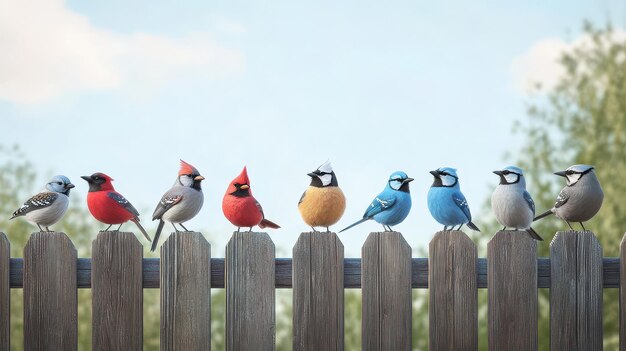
[427,167,480,232]
[339,171,413,233]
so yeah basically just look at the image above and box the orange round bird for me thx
[222,166,280,232]
[298,161,346,232]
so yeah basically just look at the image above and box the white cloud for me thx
[510,30,626,94]
[0,0,245,104]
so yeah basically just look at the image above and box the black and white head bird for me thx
[533,164,604,231]
[151,160,205,252]
[10,175,75,231]
[491,166,543,241]
[298,161,346,232]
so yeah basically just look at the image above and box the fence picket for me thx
[551,231,603,351]
[361,231,412,350]
[429,230,477,350]
[226,231,275,350]
[0,233,8,350]
[92,232,143,351]
[23,232,77,350]
[488,230,537,350]
[160,232,211,351]
[293,232,344,351]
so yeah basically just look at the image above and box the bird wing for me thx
[523,190,536,215]
[452,192,472,221]
[107,192,140,217]
[363,194,396,219]
[255,199,266,219]
[298,190,306,205]
[554,188,569,208]
[152,190,183,220]
[11,192,58,218]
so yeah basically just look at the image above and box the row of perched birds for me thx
[9,160,604,251]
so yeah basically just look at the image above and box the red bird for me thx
[81,172,152,242]
[222,166,280,232]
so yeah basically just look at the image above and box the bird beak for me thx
[429,170,439,177]
[240,184,249,190]
[493,170,504,176]
[307,172,316,178]
[80,175,92,182]
[554,171,567,177]
[65,183,75,189]
[194,175,205,181]
[403,178,414,184]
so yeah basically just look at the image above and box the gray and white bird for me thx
[151,160,205,252]
[491,166,542,241]
[534,164,604,231]
[10,175,75,231]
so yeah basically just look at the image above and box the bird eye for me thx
[502,171,510,175]
[566,170,575,175]
[57,182,63,185]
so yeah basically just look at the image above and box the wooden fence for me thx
[0,229,621,350]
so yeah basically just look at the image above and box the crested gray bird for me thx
[151,160,205,252]
[534,164,604,231]
[10,175,75,231]
[491,166,542,241]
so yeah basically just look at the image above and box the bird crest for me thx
[233,166,250,185]
[317,160,333,174]
[179,160,199,176]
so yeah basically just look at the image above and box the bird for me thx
[339,171,413,233]
[298,161,346,232]
[427,167,480,232]
[81,172,152,242]
[150,160,205,252]
[10,175,75,232]
[491,166,543,241]
[222,166,280,232]
[534,164,604,231]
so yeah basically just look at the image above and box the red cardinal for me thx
[222,166,280,232]
[81,172,152,242]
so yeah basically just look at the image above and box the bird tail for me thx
[339,218,369,233]
[467,221,481,232]
[526,227,544,241]
[150,219,165,252]
[533,209,553,222]
[131,218,152,242]
[259,219,280,229]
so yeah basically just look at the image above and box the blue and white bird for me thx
[491,166,543,241]
[427,167,480,232]
[10,175,75,232]
[339,171,413,232]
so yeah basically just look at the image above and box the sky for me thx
[1,0,625,256]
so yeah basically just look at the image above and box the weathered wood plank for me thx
[92,232,143,351]
[226,232,275,350]
[488,230,537,350]
[0,233,8,350]
[551,231,603,351]
[361,232,412,350]
[23,232,77,350]
[161,232,211,351]
[293,232,344,351]
[429,230,477,351]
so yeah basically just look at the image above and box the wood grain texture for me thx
[0,233,8,350]
[551,231,603,351]
[429,230,477,351]
[488,230,537,351]
[293,232,344,351]
[225,232,275,351]
[361,232,412,351]
[161,232,211,351]
[23,232,77,351]
[92,232,143,351]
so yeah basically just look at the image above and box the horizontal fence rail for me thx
[6,257,622,288]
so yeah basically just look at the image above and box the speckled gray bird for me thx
[10,175,74,231]
[534,164,604,231]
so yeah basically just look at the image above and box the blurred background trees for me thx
[1,20,625,351]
